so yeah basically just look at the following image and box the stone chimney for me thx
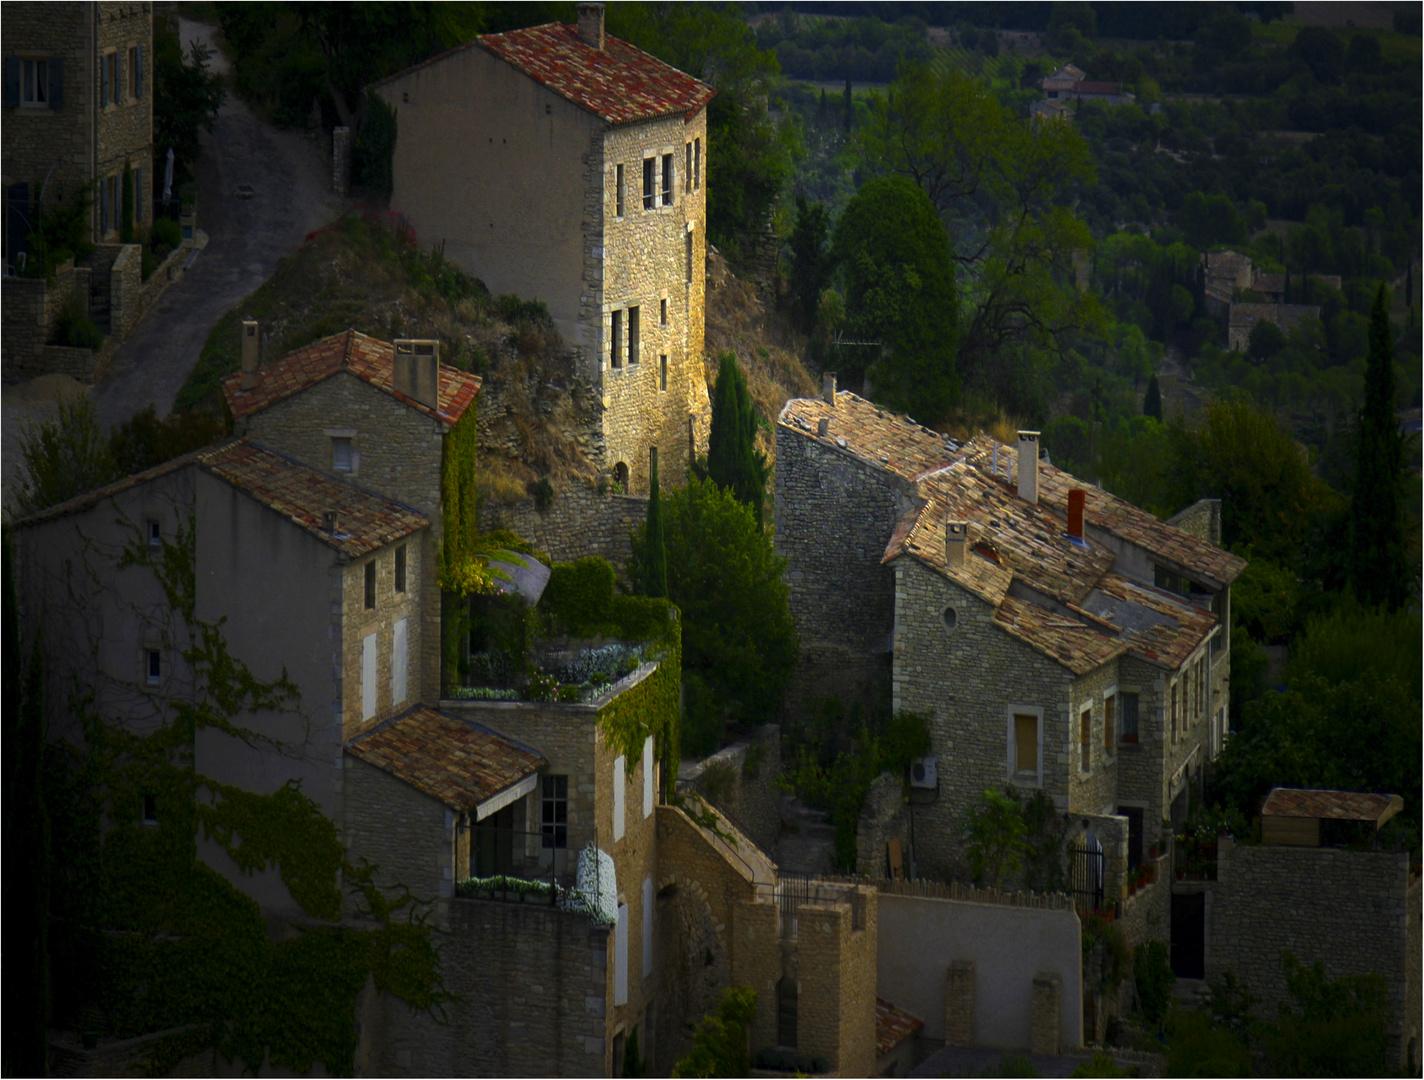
[1067,488,1085,540]
[946,521,968,568]
[822,371,837,405]
[1017,431,1040,504]
[817,417,830,437]
[577,2,605,49]
[393,339,440,410]
[240,319,259,390]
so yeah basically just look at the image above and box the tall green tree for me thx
[1349,286,1411,609]
[786,195,833,334]
[832,176,958,421]
[856,62,1101,410]
[705,352,768,528]
[153,18,225,186]
[643,452,668,600]
[1143,372,1162,420]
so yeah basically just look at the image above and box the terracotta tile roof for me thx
[346,706,547,811]
[781,393,1244,674]
[1071,81,1128,95]
[475,23,715,126]
[222,329,480,424]
[779,391,958,483]
[1261,788,1404,824]
[198,442,428,558]
[875,998,924,1057]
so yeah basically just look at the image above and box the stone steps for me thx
[773,792,838,875]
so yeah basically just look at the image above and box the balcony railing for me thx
[457,825,609,920]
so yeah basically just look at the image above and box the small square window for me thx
[142,794,158,824]
[147,519,161,548]
[395,545,407,593]
[364,562,376,610]
[146,650,161,686]
[332,437,353,472]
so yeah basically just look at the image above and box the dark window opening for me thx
[685,234,693,283]
[142,794,158,824]
[146,650,161,686]
[661,152,673,205]
[694,138,701,189]
[1120,692,1139,742]
[395,545,407,593]
[611,310,622,368]
[628,305,640,365]
[777,977,797,1048]
[660,298,668,325]
[615,163,624,217]
[542,774,568,848]
[147,519,161,548]
[642,157,656,210]
[364,562,376,609]
[659,355,668,391]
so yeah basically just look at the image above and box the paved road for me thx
[90,18,345,429]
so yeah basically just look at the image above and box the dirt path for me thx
[88,18,346,430]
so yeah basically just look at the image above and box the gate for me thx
[1070,835,1105,912]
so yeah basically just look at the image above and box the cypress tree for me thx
[1143,372,1163,420]
[1349,285,1410,609]
[843,75,853,132]
[643,451,668,599]
[706,352,768,528]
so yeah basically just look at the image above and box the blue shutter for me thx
[134,45,142,98]
[49,58,63,108]
[115,50,123,102]
[134,167,143,221]
[100,55,107,107]
[4,57,19,108]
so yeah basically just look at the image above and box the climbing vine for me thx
[594,601,682,797]
[34,507,448,1077]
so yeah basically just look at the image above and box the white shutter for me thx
[613,755,625,841]
[391,618,408,706]
[362,633,376,720]
[642,735,654,818]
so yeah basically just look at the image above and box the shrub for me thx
[753,1047,829,1074]
[149,216,182,260]
[1133,940,1175,1028]
[53,292,103,350]
[540,557,615,632]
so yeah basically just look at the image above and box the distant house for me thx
[1202,250,1334,351]
[371,2,714,492]
[1228,301,1322,352]
[1040,65,1136,107]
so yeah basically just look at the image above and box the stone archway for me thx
[653,874,728,1074]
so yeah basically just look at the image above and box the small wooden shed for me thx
[1259,788,1403,847]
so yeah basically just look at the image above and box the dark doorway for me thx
[1171,891,1205,979]
[471,803,516,878]
[1119,806,1144,869]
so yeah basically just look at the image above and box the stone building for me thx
[3,1,154,266]
[776,385,1246,902]
[371,2,714,491]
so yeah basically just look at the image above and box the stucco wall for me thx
[876,891,1083,1052]
[1205,838,1413,1066]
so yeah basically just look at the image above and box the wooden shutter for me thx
[1104,695,1115,749]
[134,44,143,97]
[5,57,20,108]
[99,54,107,107]
[49,58,63,108]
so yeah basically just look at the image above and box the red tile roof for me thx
[222,329,480,424]
[477,23,715,126]
[1261,788,1404,824]
[876,998,924,1057]
[199,442,428,558]
[347,706,547,811]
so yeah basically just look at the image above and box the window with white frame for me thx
[1009,708,1041,783]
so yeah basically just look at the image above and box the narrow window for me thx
[391,618,408,705]
[110,52,120,105]
[642,875,655,976]
[142,794,158,824]
[627,305,640,365]
[364,561,376,609]
[685,142,692,192]
[1171,682,1179,742]
[361,633,376,721]
[685,233,693,283]
[146,519,161,548]
[1080,708,1092,772]
[661,152,673,206]
[127,47,138,98]
[99,55,109,107]
[1104,694,1116,752]
[642,157,656,210]
[610,309,622,368]
[659,354,668,391]
[615,903,629,1005]
[22,59,49,105]
[660,298,668,325]
[100,177,110,234]
[146,649,161,686]
[694,138,701,188]
[613,754,626,840]
[615,163,624,217]
[642,735,655,818]
[542,775,568,848]
[134,166,143,222]
[394,544,407,593]
[1013,713,1038,779]
[1120,692,1139,743]
[332,436,353,472]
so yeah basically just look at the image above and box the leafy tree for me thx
[1248,319,1287,361]
[1165,400,1340,569]
[1143,372,1162,420]
[153,18,225,187]
[1261,953,1391,1077]
[1349,286,1411,610]
[786,195,833,333]
[1134,941,1175,1029]
[961,787,1030,890]
[353,92,397,200]
[832,176,958,420]
[108,406,228,476]
[15,395,118,517]
[628,478,796,755]
[1179,193,1246,251]
[642,452,668,600]
[705,353,768,528]
[672,986,757,1078]
[856,62,1100,411]
[1290,26,1345,85]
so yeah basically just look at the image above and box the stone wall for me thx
[679,724,783,853]
[94,2,155,232]
[774,416,914,720]
[856,771,910,878]
[1206,839,1413,1066]
[1166,498,1222,546]
[108,243,142,338]
[479,484,649,570]
[48,1025,214,1078]
[369,897,609,1077]
[1,260,86,377]
[798,888,878,1077]
[343,750,452,903]
[1116,848,1171,948]
[1407,872,1421,1070]
[341,534,428,740]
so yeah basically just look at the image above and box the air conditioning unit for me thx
[910,756,938,790]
